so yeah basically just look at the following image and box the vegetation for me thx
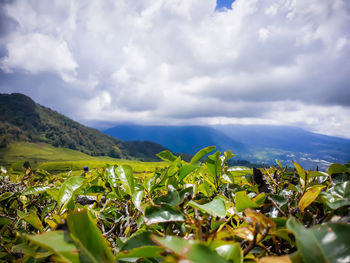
[0,93,167,161]
[0,146,349,262]
[0,141,165,173]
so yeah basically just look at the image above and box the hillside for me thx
[104,124,350,169]
[0,93,167,162]
[0,141,165,173]
[0,141,117,170]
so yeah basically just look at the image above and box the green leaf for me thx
[308,171,328,178]
[187,243,228,263]
[198,180,212,197]
[46,188,59,201]
[320,181,350,209]
[0,192,14,202]
[115,165,134,196]
[190,146,216,164]
[293,161,306,188]
[234,191,259,212]
[206,151,222,187]
[298,185,325,212]
[308,171,329,184]
[57,176,86,211]
[188,196,226,217]
[179,164,199,181]
[132,189,144,211]
[25,231,79,263]
[287,217,350,263]
[151,235,190,254]
[22,186,50,195]
[116,246,164,259]
[144,204,185,225]
[121,231,156,250]
[215,243,243,263]
[167,165,179,177]
[157,150,177,162]
[152,235,227,263]
[0,217,12,226]
[276,159,283,170]
[287,184,299,193]
[328,163,349,175]
[106,165,119,192]
[252,193,267,206]
[155,184,181,206]
[17,209,44,231]
[223,150,235,163]
[41,202,56,221]
[67,209,114,263]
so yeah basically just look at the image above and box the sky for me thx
[0,0,350,139]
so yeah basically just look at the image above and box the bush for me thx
[0,146,349,262]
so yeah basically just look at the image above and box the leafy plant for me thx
[0,148,349,262]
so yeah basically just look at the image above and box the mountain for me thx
[213,125,350,154]
[213,125,350,168]
[104,124,350,169]
[0,93,167,162]
[104,124,246,155]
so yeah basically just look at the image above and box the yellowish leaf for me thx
[259,255,292,263]
[298,185,325,212]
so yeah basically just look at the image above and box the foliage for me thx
[0,146,349,262]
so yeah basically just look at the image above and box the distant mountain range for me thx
[105,125,246,155]
[2,93,349,169]
[104,124,350,169]
[0,93,167,162]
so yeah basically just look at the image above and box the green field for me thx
[0,141,165,173]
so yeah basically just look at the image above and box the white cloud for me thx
[258,28,270,41]
[264,102,350,139]
[1,0,350,138]
[0,33,77,82]
[112,68,130,84]
[265,4,278,16]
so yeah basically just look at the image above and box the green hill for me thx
[0,93,167,162]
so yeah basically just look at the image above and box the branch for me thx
[244,223,259,255]
[244,224,271,256]
[267,196,286,217]
[103,222,118,237]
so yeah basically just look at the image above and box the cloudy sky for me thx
[1,0,350,138]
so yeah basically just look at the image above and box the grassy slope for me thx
[0,93,168,161]
[0,141,165,173]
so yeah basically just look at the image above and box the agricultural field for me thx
[0,141,166,175]
[0,146,350,262]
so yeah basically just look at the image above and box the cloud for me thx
[0,0,350,139]
[1,33,77,82]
